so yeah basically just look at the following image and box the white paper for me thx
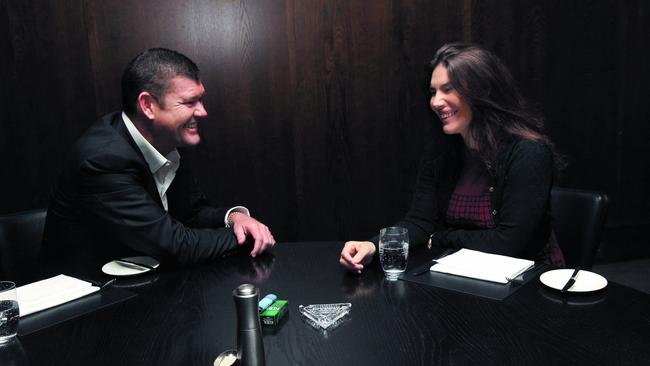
[430,248,534,284]
[16,274,100,316]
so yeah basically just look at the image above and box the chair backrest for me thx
[0,208,47,282]
[550,188,609,269]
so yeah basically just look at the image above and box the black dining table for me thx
[6,241,650,365]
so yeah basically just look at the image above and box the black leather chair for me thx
[0,208,47,282]
[550,188,609,270]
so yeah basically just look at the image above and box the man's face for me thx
[150,76,207,154]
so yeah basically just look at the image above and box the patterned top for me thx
[446,151,495,229]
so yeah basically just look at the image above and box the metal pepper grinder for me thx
[233,284,265,366]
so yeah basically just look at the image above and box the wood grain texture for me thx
[1,0,649,247]
[1,0,96,210]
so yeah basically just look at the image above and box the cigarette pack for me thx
[260,299,288,326]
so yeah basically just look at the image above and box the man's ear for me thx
[137,92,158,120]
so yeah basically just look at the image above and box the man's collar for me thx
[121,112,180,173]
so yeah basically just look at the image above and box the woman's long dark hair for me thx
[429,43,562,171]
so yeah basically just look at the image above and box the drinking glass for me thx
[378,227,409,280]
[0,282,19,344]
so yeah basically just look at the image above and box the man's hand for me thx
[229,212,276,257]
[339,241,376,274]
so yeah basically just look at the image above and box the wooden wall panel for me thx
[542,1,619,197]
[287,0,462,240]
[192,0,297,239]
[1,0,96,210]
[1,0,649,248]
[612,0,650,223]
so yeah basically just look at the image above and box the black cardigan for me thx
[388,136,554,261]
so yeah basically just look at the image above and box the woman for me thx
[340,43,565,273]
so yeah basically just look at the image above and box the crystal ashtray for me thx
[298,303,352,330]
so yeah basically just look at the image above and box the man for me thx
[43,48,275,266]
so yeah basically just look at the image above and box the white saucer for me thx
[539,269,607,293]
[101,256,160,277]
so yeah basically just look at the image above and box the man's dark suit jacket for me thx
[43,111,238,266]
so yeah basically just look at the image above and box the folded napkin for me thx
[430,249,534,284]
[16,274,100,316]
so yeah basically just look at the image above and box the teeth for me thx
[185,123,197,129]
[439,110,456,119]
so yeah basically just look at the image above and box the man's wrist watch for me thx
[226,212,242,228]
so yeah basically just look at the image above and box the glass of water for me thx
[0,281,19,344]
[378,227,409,280]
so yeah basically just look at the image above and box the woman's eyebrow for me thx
[429,82,451,91]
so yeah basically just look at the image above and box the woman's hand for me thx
[339,241,376,274]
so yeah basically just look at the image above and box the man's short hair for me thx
[121,48,200,116]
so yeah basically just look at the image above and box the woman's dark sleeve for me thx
[439,140,553,257]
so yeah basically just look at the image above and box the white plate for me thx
[539,269,607,293]
[101,256,160,277]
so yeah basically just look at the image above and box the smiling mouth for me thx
[438,110,457,119]
[184,122,198,129]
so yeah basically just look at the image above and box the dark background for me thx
[2,0,649,260]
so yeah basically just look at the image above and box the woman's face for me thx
[429,64,473,143]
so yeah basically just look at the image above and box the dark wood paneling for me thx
[612,0,650,223]
[1,0,96,210]
[1,0,649,249]
[287,0,461,240]
[542,1,620,197]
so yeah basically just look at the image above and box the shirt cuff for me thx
[224,206,250,227]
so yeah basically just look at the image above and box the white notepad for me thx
[16,274,100,316]
[430,249,534,284]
